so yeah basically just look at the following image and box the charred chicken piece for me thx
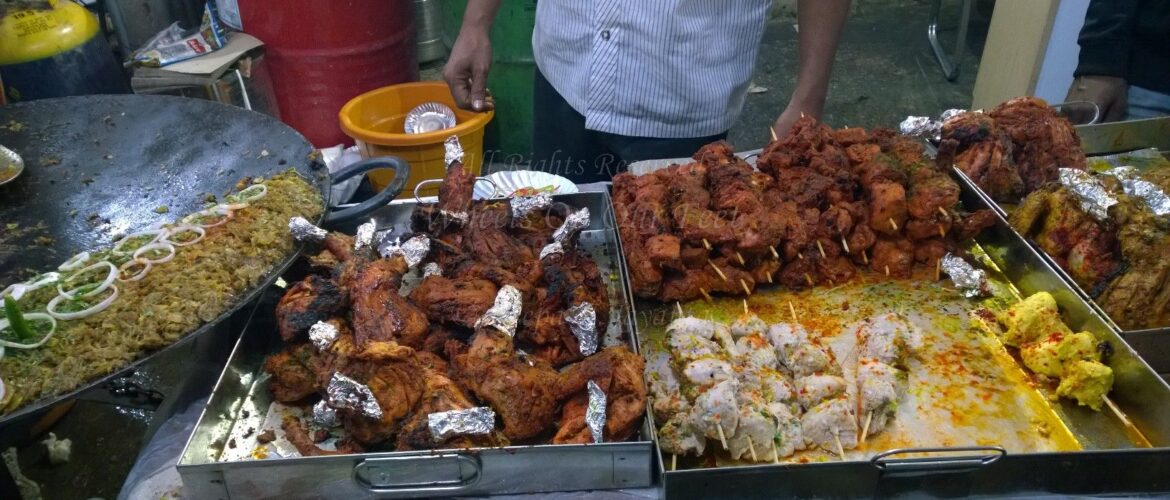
[394,366,507,451]
[275,275,345,342]
[938,111,1025,202]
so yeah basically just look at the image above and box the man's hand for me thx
[1064,75,1127,124]
[443,30,493,111]
[442,1,501,112]
[772,100,823,140]
[772,0,850,141]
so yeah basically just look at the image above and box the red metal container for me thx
[238,0,418,147]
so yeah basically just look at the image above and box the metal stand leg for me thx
[928,0,973,81]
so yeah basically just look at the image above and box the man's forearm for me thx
[792,0,851,107]
[460,0,503,35]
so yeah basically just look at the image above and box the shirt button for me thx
[601,30,611,40]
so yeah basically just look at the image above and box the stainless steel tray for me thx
[616,172,1170,497]
[176,192,655,499]
[948,119,1170,374]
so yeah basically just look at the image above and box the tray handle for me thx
[413,176,500,202]
[352,453,482,494]
[870,446,1005,478]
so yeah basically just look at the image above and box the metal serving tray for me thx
[617,167,1170,497]
[950,119,1170,374]
[176,191,654,499]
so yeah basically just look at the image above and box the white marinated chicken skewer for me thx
[854,313,917,443]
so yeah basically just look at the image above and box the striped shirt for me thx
[532,0,773,139]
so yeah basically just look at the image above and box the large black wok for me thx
[0,94,408,424]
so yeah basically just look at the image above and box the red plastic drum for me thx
[238,0,418,147]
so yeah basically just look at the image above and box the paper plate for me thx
[474,170,578,199]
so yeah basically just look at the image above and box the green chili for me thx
[4,296,33,342]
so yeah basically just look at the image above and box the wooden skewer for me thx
[709,261,728,282]
[699,288,713,303]
[676,301,685,317]
[888,218,899,232]
[935,258,942,281]
[804,273,814,287]
[884,265,890,277]
[743,299,750,316]
[788,301,799,323]
[671,454,677,471]
[938,206,949,218]
[861,251,869,265]
[841,236,851,254]
[1103,395,1151,447]
[748,437,759,462]
[740,278,752,296]
[828,278,836,287]
[735,252,746,266]
[702,238,712,250]
[766,270,774,283]
[860,411,874,444]
[833,428,847,459]
[797,253,805,260]
[770,245,780,259]
[816,240,827,259]
[772,442,781,464]
[938,225,946,238]
[717,423,729,449]
[770,127,778,141]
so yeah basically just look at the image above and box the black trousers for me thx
[530,69,728,184]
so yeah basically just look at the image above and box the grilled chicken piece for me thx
[988,96,1087,192]
[451,303,561,441]
[282,415,364,456]
[264,343,326,403]
[337,342,427,445]
[554,346,648,443]
[394,366,507,450]
[275,275,345,342]
[408,275,497,329]
[349,258,429,349]
[767,402,805,458]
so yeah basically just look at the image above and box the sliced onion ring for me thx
[133,242,176,264]
[112,229,169,255]
[219,202,249,211]
[237,183,267,203]
[182,205,233,228]
[57,261,117,299]
[2,272,60,301]
[0,312,58,348]
[58,251,91,272]
[118,258,152,282]
[47,285,118,321]
[162,225,205,247]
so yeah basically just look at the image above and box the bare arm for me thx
[443,0,503,111]
[772,0,851,138]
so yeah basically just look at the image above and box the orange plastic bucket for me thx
[339,81,493,197]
